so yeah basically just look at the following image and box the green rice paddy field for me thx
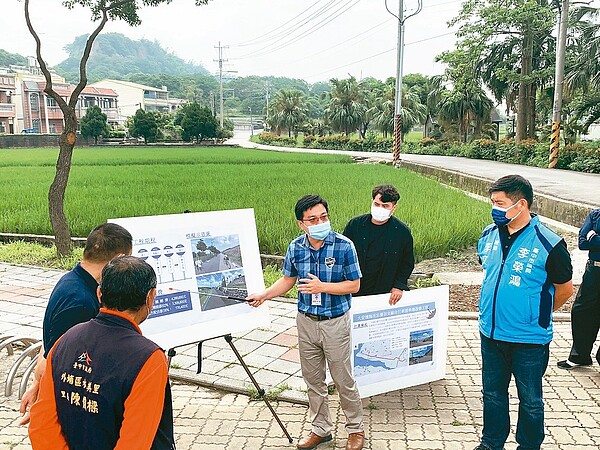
[0,146,490,260]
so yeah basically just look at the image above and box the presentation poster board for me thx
[110,209,269,350]
[351,285,449,398]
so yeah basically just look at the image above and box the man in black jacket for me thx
[343,184,415,304]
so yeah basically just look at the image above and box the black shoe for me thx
[557,359,592,370]
[473,445,491,450]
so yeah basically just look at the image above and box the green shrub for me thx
[420,137,436,147]
[303,134,315,148]
[109,130,126,139]
[257,132,296,147]
[395,137,600,174]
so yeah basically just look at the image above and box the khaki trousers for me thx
[296,311,364,436]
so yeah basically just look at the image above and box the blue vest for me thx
[51,312,175,450]
[477,215,561,344]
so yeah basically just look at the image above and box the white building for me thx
[89,79,184,120]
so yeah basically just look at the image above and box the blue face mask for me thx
[307,221,331,240]
[491,201,521,226]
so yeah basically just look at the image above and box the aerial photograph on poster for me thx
[191,234,243,275]
[196,268,248,311]
[409,328,434,348]
[409,345,434,365]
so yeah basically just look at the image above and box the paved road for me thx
[201,253,240,274]
[2,262,600,449]
[231,129,600,209]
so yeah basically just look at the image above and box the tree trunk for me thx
[516,30,534,143]
[48,111,77,256]
[528,84,537,140]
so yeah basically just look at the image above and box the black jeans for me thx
[568,261,600,365]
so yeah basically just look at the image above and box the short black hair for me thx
[99,256,156,312]
[83,223,133,263]
[295,195,329,220]
[489,175,534,208]
[372,184,400,204]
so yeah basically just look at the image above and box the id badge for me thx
[311,293,322,306]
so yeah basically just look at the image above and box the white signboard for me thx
[110,209,269,350]
[351,285,449,398]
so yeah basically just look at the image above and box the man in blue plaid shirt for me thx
[248,195,365,450]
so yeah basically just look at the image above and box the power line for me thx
[304,30,457,80]
[232,0,363,60]
[231,0,325,47]
[286,0,461,65]
[232,0,344,51]
[295,18,393,63]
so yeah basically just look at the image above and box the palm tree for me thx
[324,77,367,136]
[564,6,600,136]
[368,81,426,139]
[267,90,308,137]
[437,81,494,143]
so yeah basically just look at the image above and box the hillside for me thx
[56,33,209,83]
[0,49,27,67]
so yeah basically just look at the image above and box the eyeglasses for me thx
[301,213,329,225]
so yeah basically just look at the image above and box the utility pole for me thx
[265,81,271,127]
[209,91,215,116]
[249,106,254,137]
[387,0,422,168]
[392,0,405,168]
[549,0,569,169]
[214,41,228,128]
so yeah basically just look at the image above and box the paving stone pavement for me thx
[1,262,600,450]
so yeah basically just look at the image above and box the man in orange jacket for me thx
[29,256,175,449]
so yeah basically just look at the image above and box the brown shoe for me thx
[297,432,332,450]
[345,431,364,450]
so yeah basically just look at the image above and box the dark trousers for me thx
[568,261,600,365]
[480,333,549,450]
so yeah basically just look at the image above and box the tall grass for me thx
[0,147,490,260]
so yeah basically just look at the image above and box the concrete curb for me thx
[398,160,595,228]
[169,368,309,406]
[449,311,571,322]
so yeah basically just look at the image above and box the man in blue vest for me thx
[474,175,573,450]
[29,256,175,450]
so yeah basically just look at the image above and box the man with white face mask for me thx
[474,175,573,450]
[343,184,415,305]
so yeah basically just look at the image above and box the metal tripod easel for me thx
[167,334,293,444]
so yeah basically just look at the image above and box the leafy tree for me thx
[129,109,159,143]
[564,6,600,137]
[438,82,494,143]
[324,77,367,136]
[22,0,210,255]
[367,79,426,139]
[445,0,555,141]
[178,102,219,143]
[267,90,308,137]
[80,105,110,144]
[402,73,430,106]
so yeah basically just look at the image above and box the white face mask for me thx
[371,205,392,222]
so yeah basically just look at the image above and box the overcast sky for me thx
[0,0,580,84]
